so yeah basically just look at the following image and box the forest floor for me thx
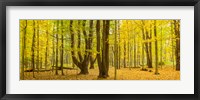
[22,65,180,80]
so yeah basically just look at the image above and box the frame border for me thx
[0,0,199,100]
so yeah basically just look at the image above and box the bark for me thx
[88,20,96,69]
[97,20,110,78]
[90,56,97,69]
[114,20,118,79]
[61,20,64,75]
[96,20,102,76]
[171,21,175,69]
[118,20,121,69]
[141,21,152,68]
[52,22,55,72]
[174,20,180,71]
[141,22,145,68]
[77,21,83,62]
[134,32,136,67]
[21,20,27,80]
[45,22,49,70]
[70,20,91,75]
[124,40,126,68]
[55,20,59,75]
[154,20,159,74]
[146,31,152,68]
[160,26,163,69]
[32,21,36,78]
[37,21,40,72]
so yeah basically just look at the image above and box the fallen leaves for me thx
[21,65,180,80]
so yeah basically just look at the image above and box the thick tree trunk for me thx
[96,20,102,77]
[154,20,159,75]
[70,20,91,75]
[144,31,152,68]
[174,20,180,71]
[97,20,110,78]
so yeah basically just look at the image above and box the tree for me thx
[154,20,159,75]
[55,20,59,75]
[89,20,97,69]
[21,20,27,80]
[174,20,180,71]
[96,20,110,78]
[60,20,64,75]
[32,20,36,78]
[45,21,49,70]
[114,20,119,79]
[70,20,93,75]
[37,21,40,72]
[52,21,56,72]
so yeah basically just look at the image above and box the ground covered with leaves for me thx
[22,66,180,80]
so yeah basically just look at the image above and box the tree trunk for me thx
[61,20,64,75]
[118,20,121,69]
[70,20,91,75]
[141,22,145,68]
[90,56,96,69]
[96,20,102,77]
[21,20,27,80]
[154,20,159,75]
[37,21,40,73]
[124,40,126,68]
[145,31,152,68]
[89,20,96,69]
[134,32,136,67]
[45,21,49,70]
[114,20,118,79]
[97,20,110,78]
[174,20,180,71]
[171,21,175,69]
[32,21,36,78]
[52,22,55,72]
[55,20,59,75]
[160,26,163,69]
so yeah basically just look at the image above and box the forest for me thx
[20,20,180,80]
